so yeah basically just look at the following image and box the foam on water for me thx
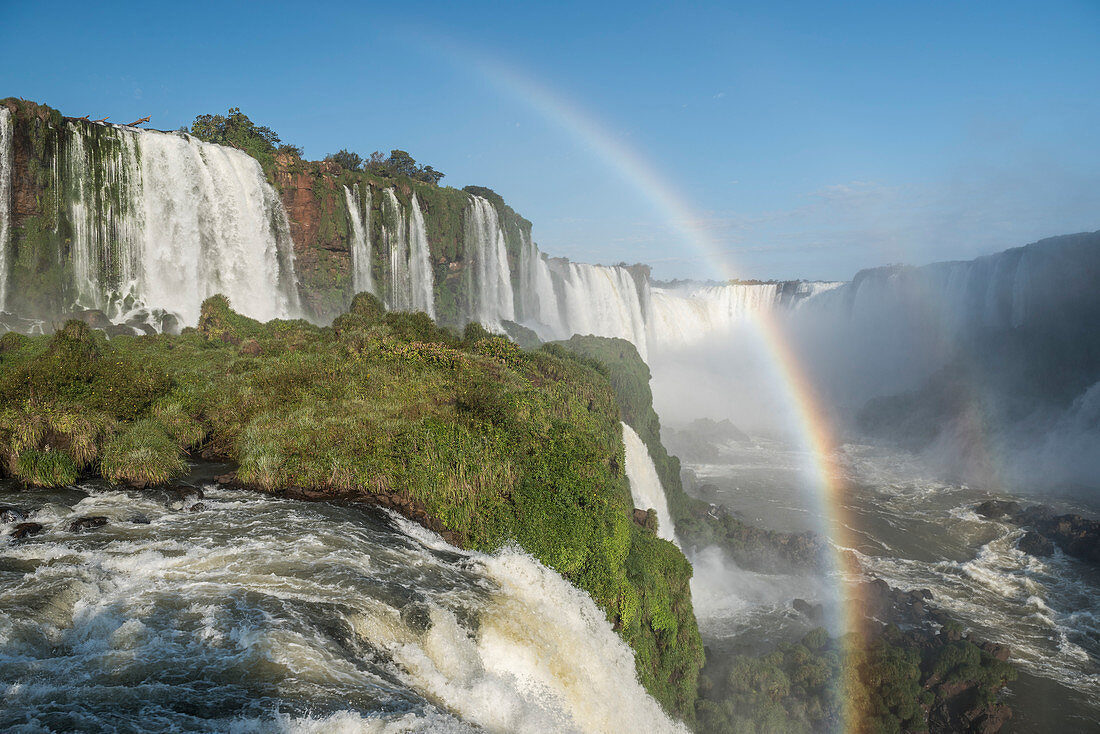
[0,479,684,733]
[621,422,677,544]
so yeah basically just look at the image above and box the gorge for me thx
[1,98,1098,733]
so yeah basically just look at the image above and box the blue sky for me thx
[2,0,1098,280]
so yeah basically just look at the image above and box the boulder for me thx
[10,522,44,539]
[68,516,108,533]
[1017,530,1054,557]
[974,500,1021,519]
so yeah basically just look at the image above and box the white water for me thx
[383,190,435,318]
[407,194,435,318]
[553,262,650,358]
[0,479,686,734]
[344,184,374,295]
[60,123,300,325]
[622,422,677,543]
[647,282,780,349]
[517,232,565,336]
[464,196,515,328]
[0,107,11,311]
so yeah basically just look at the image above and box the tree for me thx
[386,149,419,177]
[325,149,362,171]
[187,108,285,170]
[419,165,445,185]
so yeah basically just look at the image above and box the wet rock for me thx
[974,499,1021,519]
[128,514,151,525]
[189,502,206,513]
[400,602,433,634]
[105,324,136,338]
[792,598,824,622]
[980,641,1012,662]
[0,505,25,523]
[1017,530,1054,557]
[68,516,108,533]
[159,312,182,335]
[10,522,44,539]
[178,486,204,502]
[69,308,112,329]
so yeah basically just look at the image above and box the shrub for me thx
[12,448,79,487]
[100,420,186,485]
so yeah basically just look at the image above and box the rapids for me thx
[680,436,1100,732]
[0,469,686,734]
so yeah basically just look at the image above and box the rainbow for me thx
[461,47,873,732]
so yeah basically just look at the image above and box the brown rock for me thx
[11,522,44,539]
[68,516,108,533]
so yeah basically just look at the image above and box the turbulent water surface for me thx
[684,437,1100,732]
[0,467,686,734]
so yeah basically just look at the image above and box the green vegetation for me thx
[0,294,702,722]
[365,149,445,184]
[325,148,363,171]
[697,626,1016,734]
[551,335,823,571]
[187,107,283,174]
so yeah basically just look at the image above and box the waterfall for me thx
[554,262,650,358]
[517,233,565,337]
[0,479,687,733]
[64,122,143,313]
[622,422,677,544]
[383,189,435,317]
[0,107,11,312]
[464,195,515,328]
[343,184,373,295]
[408,193,436,318]
[647,282,781,349]
[48,122,301,325]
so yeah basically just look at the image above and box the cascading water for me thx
[464,196,515,328]
[0,107,12,312]
[646,282,781,349]
[58,122,300,326]
[0,474,687,734]
[553,262,650,358]
[622,422,677,544]
[343,184,373,295]
[383,189,435,318]
[407,194,436,318]
[516,232,565,337]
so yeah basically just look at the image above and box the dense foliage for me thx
[186,108,290,173]
[697,625,1016,734]
[365,149,445,184]
[325,147,446,184]
[0,297,702,721]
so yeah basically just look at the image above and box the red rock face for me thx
[4,101,50,226]
[273,155,351,319]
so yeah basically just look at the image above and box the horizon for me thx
[3,0,1098,281]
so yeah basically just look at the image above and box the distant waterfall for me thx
[343,184,373,295]
[52,122,300,325]
[0,108,11,312]
[408,194,436,318]
[647,282,782,348]
[464,195,515,328]
[517,231,565,336]
[622,422,677,544]
[383,189,435,317]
